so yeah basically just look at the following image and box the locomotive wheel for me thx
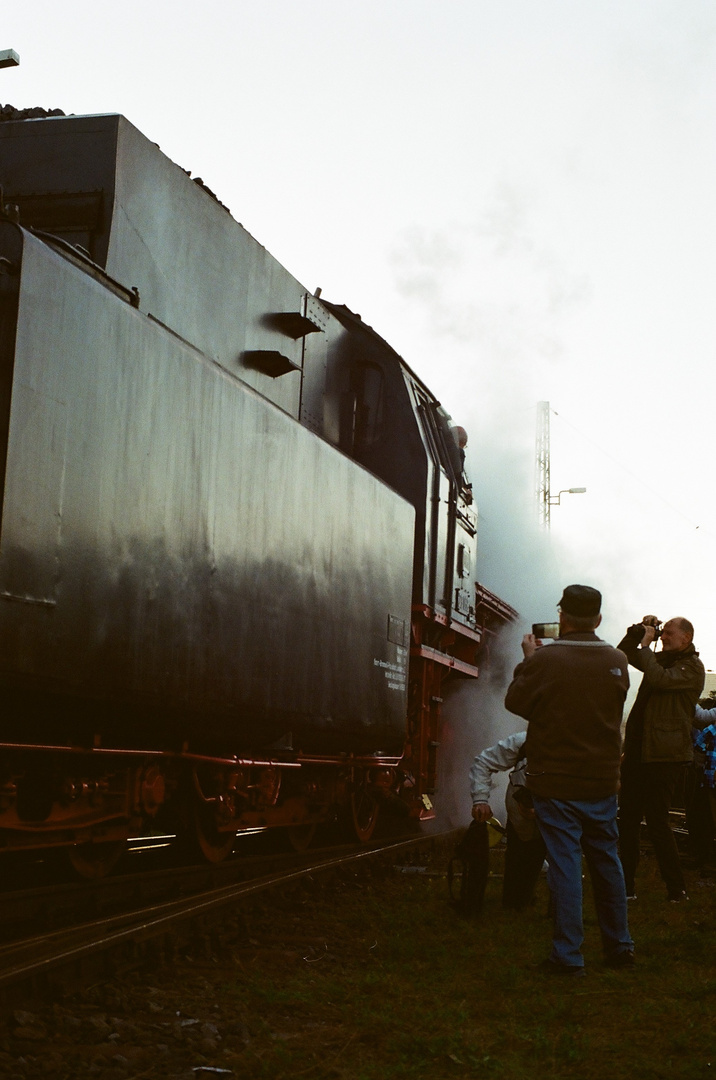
[351,780,380,843]
[286,823,317,851]
[193,804,236,863]
[69,839,126,879]
[182,768,237,864]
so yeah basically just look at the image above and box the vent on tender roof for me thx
[265,311,324,339]
[243,350,300,378]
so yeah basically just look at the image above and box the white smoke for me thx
[435,626,524,830]
[434,488,565,828]
[391,187,590,827]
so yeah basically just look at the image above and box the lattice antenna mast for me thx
[535,401,551,529]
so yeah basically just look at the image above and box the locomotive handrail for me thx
[0,741,302,769]
[412,603,484,642]
[296,753,403,767]
[410,643,479,678]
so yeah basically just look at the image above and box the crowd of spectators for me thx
[469,586,712,974]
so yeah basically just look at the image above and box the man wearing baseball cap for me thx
[504,585,634,975]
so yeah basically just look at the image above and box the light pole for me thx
[544,486,587,529]
[535,402,587,528]
[549,487,587,507]
[0,49,20,69]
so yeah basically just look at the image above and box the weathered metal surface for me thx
[301,300,482,633]
[0,114,307,416]
[0,224,414,755]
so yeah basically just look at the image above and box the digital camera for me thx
[642,616,662,640]
[532,622,560,640]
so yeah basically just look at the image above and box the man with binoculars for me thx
[618,615,704,902]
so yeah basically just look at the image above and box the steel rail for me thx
[0,833,448,997]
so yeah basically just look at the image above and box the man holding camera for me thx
[618,616,704,902]
[504,585,633,975]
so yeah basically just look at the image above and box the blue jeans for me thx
[533,795,634,968]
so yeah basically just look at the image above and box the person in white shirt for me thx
[469,731,546,910]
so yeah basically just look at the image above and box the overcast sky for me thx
[4,0,716,668]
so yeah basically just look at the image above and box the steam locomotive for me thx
[0,109,515,875]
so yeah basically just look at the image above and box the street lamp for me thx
[541,486,586,529]
[0,49,20,69]
[548,487,587,506]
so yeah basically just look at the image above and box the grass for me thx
[207,844,716,1079]
[1,840,714,1079]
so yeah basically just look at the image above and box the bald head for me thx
[661,618,694,652]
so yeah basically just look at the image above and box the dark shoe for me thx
[668,891,689,903]
[605,950,636,968]
[539,958,585,977]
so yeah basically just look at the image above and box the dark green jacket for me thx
[619,636,704,763]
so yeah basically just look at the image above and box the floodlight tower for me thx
[535,401,587,528]
[535,401,551,528]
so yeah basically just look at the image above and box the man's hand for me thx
[521,633,539,659]
[640,615,660,647]
[471,802,492,823]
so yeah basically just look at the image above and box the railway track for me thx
[2,815,693,1005]
[0,835,363,943]
[0,830,452,1004]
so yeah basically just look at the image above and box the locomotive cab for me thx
[298,301,514,806]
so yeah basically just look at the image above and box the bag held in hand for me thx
[447,820,489,917]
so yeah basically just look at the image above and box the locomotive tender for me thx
[0,109,515,873]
